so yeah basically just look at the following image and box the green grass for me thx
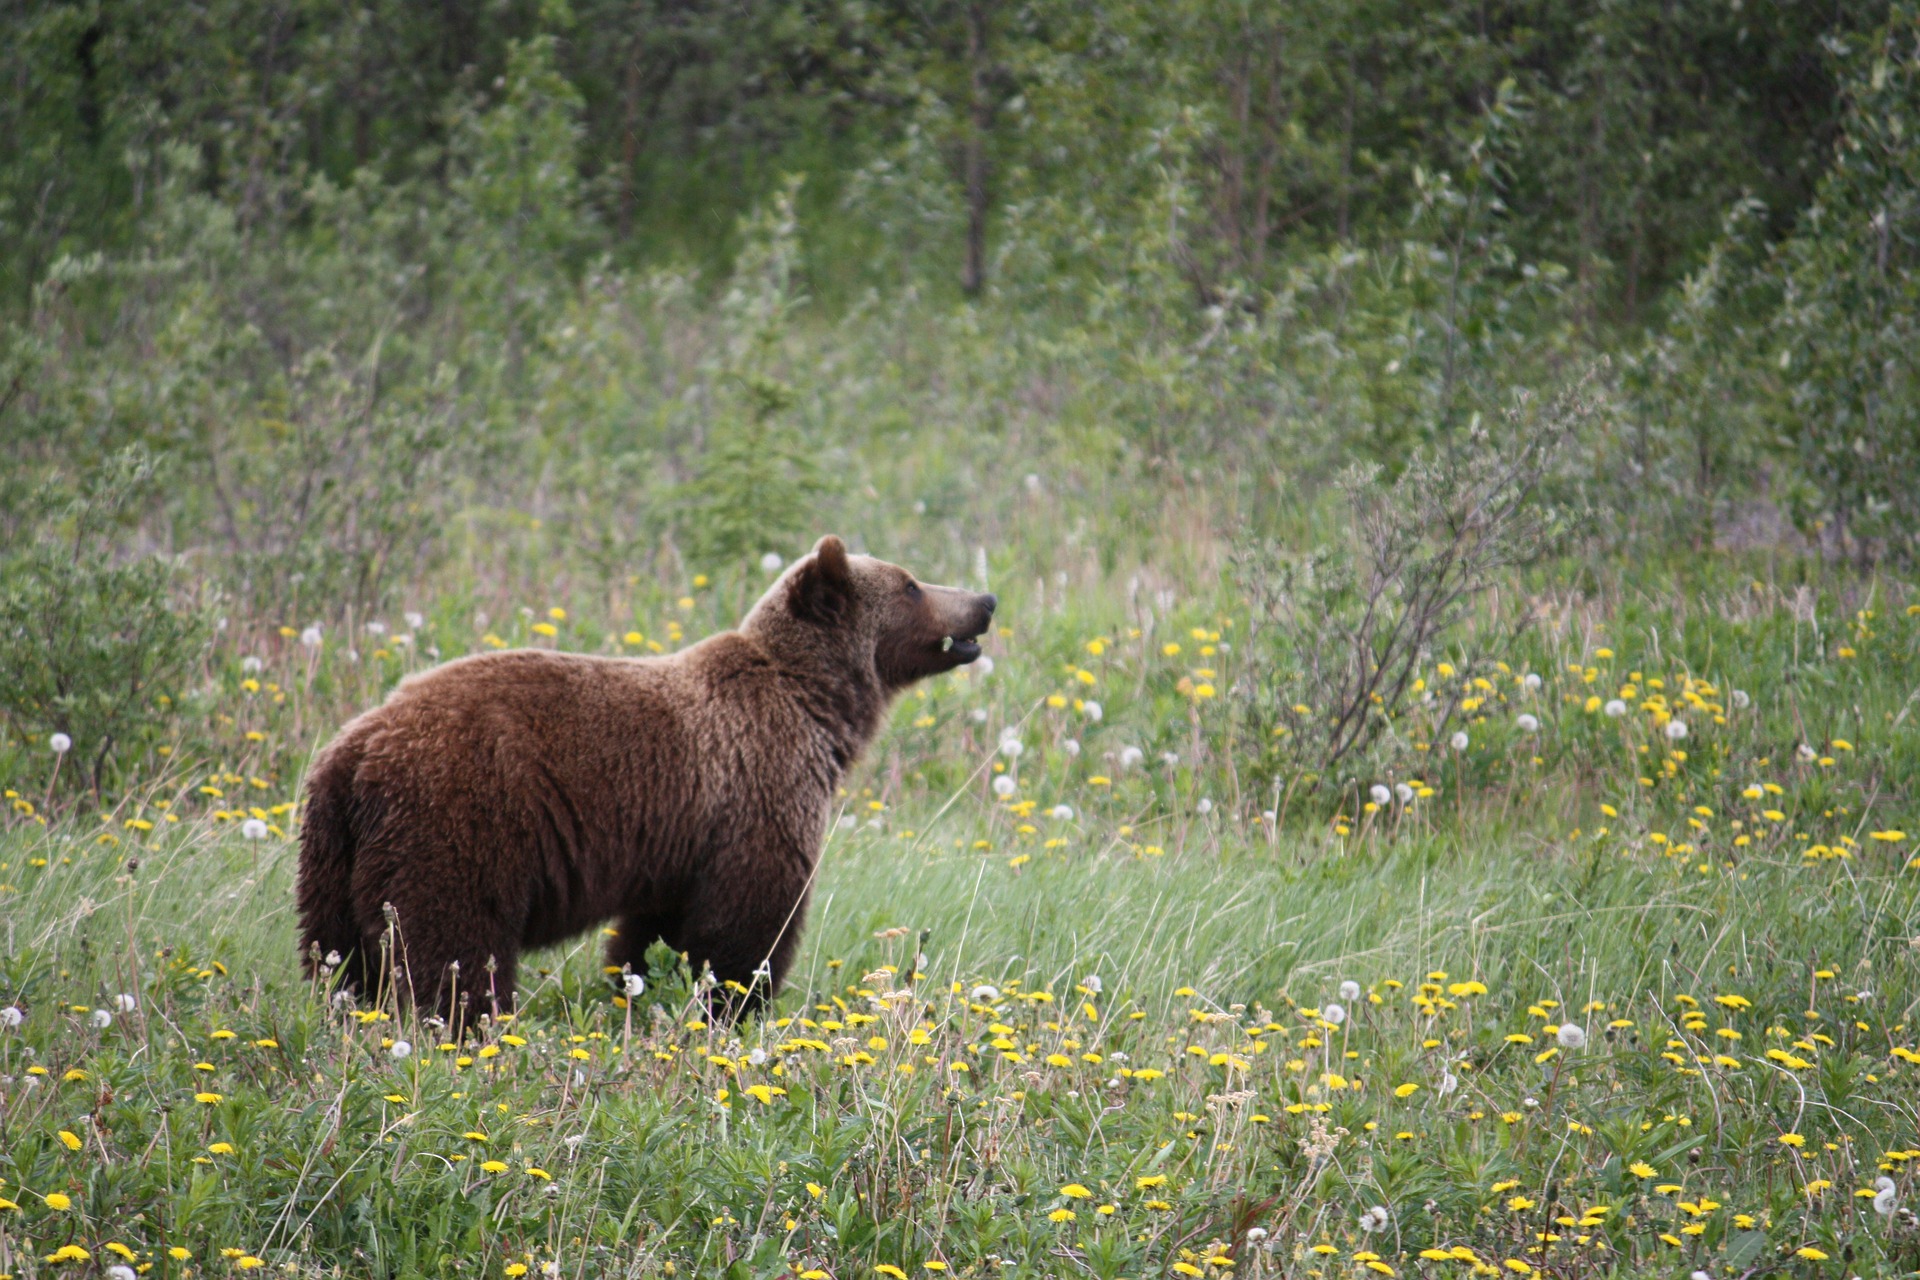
[4,566,1920,1279]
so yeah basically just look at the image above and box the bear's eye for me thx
[904,580,922,599]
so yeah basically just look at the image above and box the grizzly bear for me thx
[295,536,995,1022]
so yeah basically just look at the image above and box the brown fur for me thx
[295,536,995,1022]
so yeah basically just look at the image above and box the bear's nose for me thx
[980,593,998,615]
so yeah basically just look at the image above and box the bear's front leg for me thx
[670,869,812,1023]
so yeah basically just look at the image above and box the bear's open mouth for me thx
[942,634,984,662]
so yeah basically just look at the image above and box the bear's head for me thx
[745,536,997,691]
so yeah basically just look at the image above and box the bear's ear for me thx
[789,535,854,625]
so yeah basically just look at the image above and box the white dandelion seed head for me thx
[1082,975,1103,995]
[1108,1050,1128,1063]
[366,620,388,636]
[390,1039,412,1059]
[300,624,323,649]
[1874,1186,1898,1216]
[969,707,989,723]
[974,655,995,678]
[1160,750,1180,767]
[1196,797,1213,815]
[1556,1023,1587,1050]
[1339,980,1362,1003]
[1245,1227,1269,1243]
[50,732,72,754]
[1370,784,1392,806]
[115,993,136,1013]
[1730,689,1750,709]
[1604,699,1627,718]
[747,1047,769,1066]
[1438,1071,1458,1094]
[108,1266,139,1280]
[1062,738,1081,757]
[324,951,343,968]
[1118,746,1145,769]
[1522,1096,1539,1109]
[760,551,785,573]
[1083,700,1103,722]
[90,1009,112,1029]
[1522,673,1542,691]
[1323,1002,1347,1026]
[837,814,857,829]
[1692,1271,1712,1280]
[1394,782,1413,803]
[1024,473,1042,493]
[1858,989,1874,1002]
[1451,731,1469,751]
[1665,719,1689,740]
[622,973,646,998]
[992,775,1018,798]
[241,818,269,840]
[241,655,264,673]
[970,984,1001,1004]
[1358,1205,1389,1232]
[405,611,425,630]
[1049,804,1074,821]
[1516,713,1540,733]
[999,736,1024,759]
[1797,742,1817,762]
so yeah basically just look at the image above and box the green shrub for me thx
[0,447,207,796]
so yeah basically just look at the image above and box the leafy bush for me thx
[0,447,207,795]
[1232,379,1592,792]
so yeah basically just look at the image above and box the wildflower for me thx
[1050,804,1074,821]
[44,1244,91,1263]
[1048,1208,1075,1222]
[1604,700,1626,717]
[1438,1070,1458,1094]
[90,1009,112,1029]
[1082,974,1103,994]
[59,1128,83,1150]
[992,775,1017,798]
[999,733,1024,758]
[1323,1003,1347,1026]
[195,1091,223,1104]
[1450,731,1469,750]
[1083,700,1103,721]
[0,1006,21,1027]
[208,1141,235,1155]
[108,1267,138,1280]
[876,1268,908,1279]
[1629,1162,1657,1178]
[1393,783,1413,803]
[390,1039,412,1059]
[300,625,323,649]
[1358,1205,1390,1232]
[623,973,647,997]
[1665,719,1689,740]
[241,818,269,840]
[1555,1024,1587,1050]
[1118,746,1144,768]
[1339,980,1362,1002]
[1062,738,1081,757]
[970,984,1001,1003]
[115,993,136,1012]
[1060,1183,1092,1198]
[1516,714,1539,733]
[51,732,73,753]
[1778,1133,1805,1148]
[45,1192,73,1210]
[1795,1248,1827,1261]
[1370,784,1392,806]
[1874,1176,1898,1216]
[1730,690,1750,709]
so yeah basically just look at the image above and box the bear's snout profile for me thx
[295,535,994,1024]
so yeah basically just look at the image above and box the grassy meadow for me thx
[5,536,1920,1279]
[4,6,1920,1276]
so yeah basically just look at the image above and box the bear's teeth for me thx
[941,635,954,652]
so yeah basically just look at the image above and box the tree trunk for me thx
[961,1,994,297]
